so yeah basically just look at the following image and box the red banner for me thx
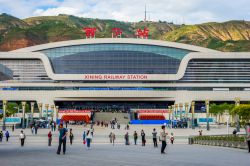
[59,110,91,113]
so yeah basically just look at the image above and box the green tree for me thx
[210,103,234,123]
[231,104,250,126]
[6,102,19,116]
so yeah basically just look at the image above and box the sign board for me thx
[5,117,21,124]
[59,110,91,113]
[0,109,3,114]
[136,109,170,113]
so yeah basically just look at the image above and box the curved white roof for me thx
[12,38,220,53]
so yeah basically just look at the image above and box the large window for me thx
[49,50,181,74]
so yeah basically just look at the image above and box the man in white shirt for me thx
[19,130,26,147]
[160,125,168,154]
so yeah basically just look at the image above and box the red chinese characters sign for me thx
[83,27,96,38]
[112,28,122,38]
[135,28,149,39]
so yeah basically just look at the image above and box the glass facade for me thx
[50,50,181,74]
[39,44,191,59]
[38,44,191,75]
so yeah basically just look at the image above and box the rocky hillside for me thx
[162,21,250,51]
[0,13,249,52]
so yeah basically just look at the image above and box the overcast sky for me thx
[0,0,249,24]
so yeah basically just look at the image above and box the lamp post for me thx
[2,100,7,130]
[55,106,59,123]
[168,106,171,121]
[21,101,26,129]
[185,102,189,128]
[234,97,240,132]
[179,103,183,120]
[205,100,210,131]
[191,101,195,129]
[30,102,35,123]
[175,104,178,119]
[171,105,175,128]
[45,104,49,121]
[38,103,42,119]
[51,105,55,121]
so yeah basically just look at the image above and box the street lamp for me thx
[168,106,172,121]
[179,103,183,120]
[191,101,195,129]
[234,97,240,132]
[45,104,49,121]
[38,103,42,119]
[205,100,210,131]
[55,106,59,123]
[171,105,175,128]
[185,102,189,128]
[21,101,26,129]
[175,104,178,119]
[2,100,7,130]
[30,102,35,123]
[50,105,55,121]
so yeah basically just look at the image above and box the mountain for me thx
[162,21,250,51]
[0,13,249,52]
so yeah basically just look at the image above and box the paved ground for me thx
[0,142,249,166]
[1,124,246,144]
[0,125,249,166]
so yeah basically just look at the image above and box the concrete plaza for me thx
[0,142,249,166]
[0,125,249,166]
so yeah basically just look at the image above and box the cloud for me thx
[0,0,249,24]
[34,7,84,17]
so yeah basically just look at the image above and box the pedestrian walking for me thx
[198,130,203,136]
[109,132,113,143]
[86,130,92,150]
[0,131,3,142]
[83,131,86,142]
[48,131,52,146]
[5,131,10,142]
[160,125,168,154]
[90,127,94,137]
[152,128,158,147]
[19,130,26,147]
[12,125,14,132]
[141,130,146,146]
[54,122,56,131]
[35,125,38,134]
[57,124,68,155]
[133,131,138,145]
[51,122,54,131]
[69,129,74,145]
[31,126,35,134]
[170,133,175,144]
[125,132,130,145]
[109,132,116,146]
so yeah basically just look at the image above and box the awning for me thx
[61,115,90,123]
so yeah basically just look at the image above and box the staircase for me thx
[94,112,130,124]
